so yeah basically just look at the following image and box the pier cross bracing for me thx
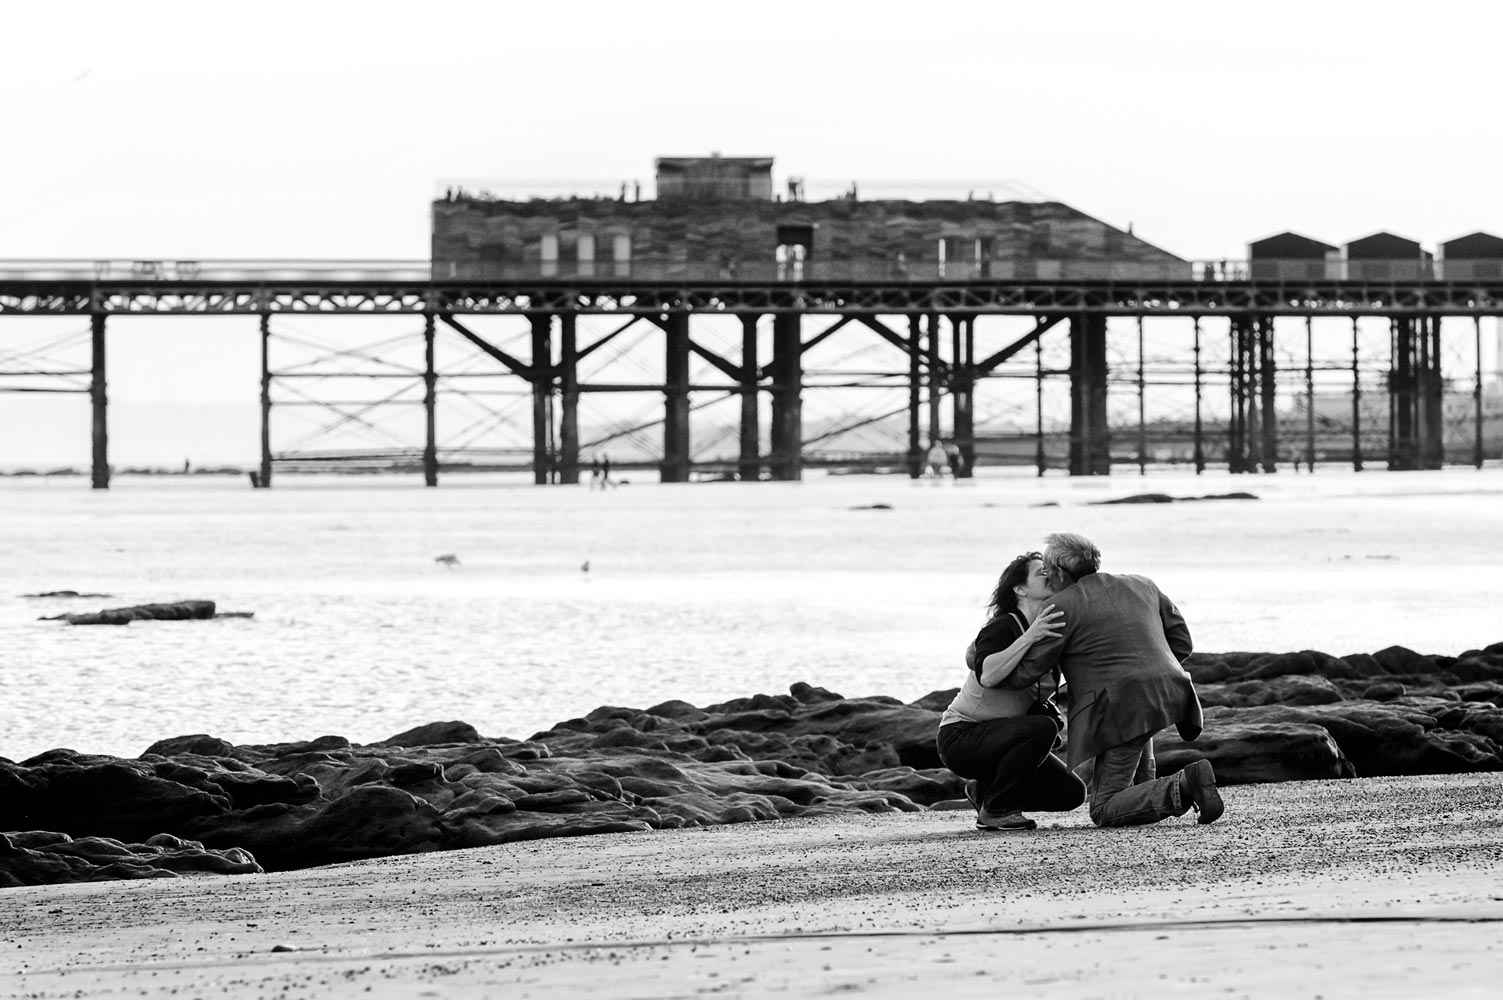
[2,157,1501,487]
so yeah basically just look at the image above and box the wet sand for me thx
[4,772,1501,998]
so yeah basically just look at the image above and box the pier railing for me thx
[0,259,434,282]
[0,257,1235,283]
[3,258,1499,284]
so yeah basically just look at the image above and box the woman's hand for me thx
[1024,605,1064,643]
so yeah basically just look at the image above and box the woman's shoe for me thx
[976,808,1037,831]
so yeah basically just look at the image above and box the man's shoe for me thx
[1179,759,1224,824]
[963,780,980,811]
[976,808,1037,832]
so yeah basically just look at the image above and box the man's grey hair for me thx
[1045,532,1101,581]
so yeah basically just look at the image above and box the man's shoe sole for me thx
[1183,759,1224,824]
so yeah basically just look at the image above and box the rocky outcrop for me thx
[1196,674,1346,708]
[40,600,217,625]
[1154,720,1354,784]
[4,640,1502,886]
[0,690,933,880]
[1089,491,1257,505]
[0,831,260,887]
[1216,700,1503,777]
[1171,643,1503,777]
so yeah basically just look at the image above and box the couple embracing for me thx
[936,532,1223,832]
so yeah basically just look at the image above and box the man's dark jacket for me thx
[1003,572,1202,769]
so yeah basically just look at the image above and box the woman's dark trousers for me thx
[937,717,1086,814]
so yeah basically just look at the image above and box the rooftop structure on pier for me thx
[654,154,774,201]
[1441,232,1503,279]
[1248,231,1340,280]
[430,154,1189,283]
[1249,229,1503,281]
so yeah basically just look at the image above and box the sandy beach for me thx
[4,772,1500,998]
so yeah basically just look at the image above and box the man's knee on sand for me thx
[1086,769,1189,827]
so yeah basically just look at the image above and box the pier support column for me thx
[259,313,273,488]
[907,315,923,478]
[1418,315,1444,469]
[1228,315,1259,473]
[1304,318,1316,472]
[1258,316,1278,473]
[926,312,941,449]
[529,314,553,485]
[1192,318,1205,474]
[951,315,974,478]
[738,314,760,481]
[1035,336,1046,477]
[1068,313,1109,475]
[90,313,109,490]
[1351,319,1364,471]
[559,313,579,484]
[769,313,803,481]
[1475,317,1486,469]
[1388,317,1421,471]
[423,313,438,487]
[662,312,691,483]
[1135,317,1147,475]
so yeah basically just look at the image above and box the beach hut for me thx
[1345,232,1433,281]
[1247,231,1339,280]
[1439,232,1503,280]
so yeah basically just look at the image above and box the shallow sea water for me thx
[3,467,1501,761]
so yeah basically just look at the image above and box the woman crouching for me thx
[936,551,1086,830]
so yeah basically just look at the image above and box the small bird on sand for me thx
[580,560,590,573]
[434,554,460,568]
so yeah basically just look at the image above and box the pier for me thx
[2,260,1500,488]
[5,151,1502,487]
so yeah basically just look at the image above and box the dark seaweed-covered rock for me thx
[0,706,927,881]
[143,734,237,758]
[1089,491,1256,506]
[1226,702,1502,777]
[40,600,216,625]
[0,831,260,887]
[1154,719,1354,784]
[1196,675,1345,709]
[1091,493,1175,505]
[377,721,484,748]
[0,754,233,840]
[7,639,1503,886]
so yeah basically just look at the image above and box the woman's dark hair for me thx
[987,551,1041,621]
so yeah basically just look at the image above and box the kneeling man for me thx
[1002,532,1223,827]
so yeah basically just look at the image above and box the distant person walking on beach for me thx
[943,439,962,478]
[1000,532,1222,827]
[936,552,1085,831]
[923,441,948,479]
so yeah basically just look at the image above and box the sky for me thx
[4,0,1503,467]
